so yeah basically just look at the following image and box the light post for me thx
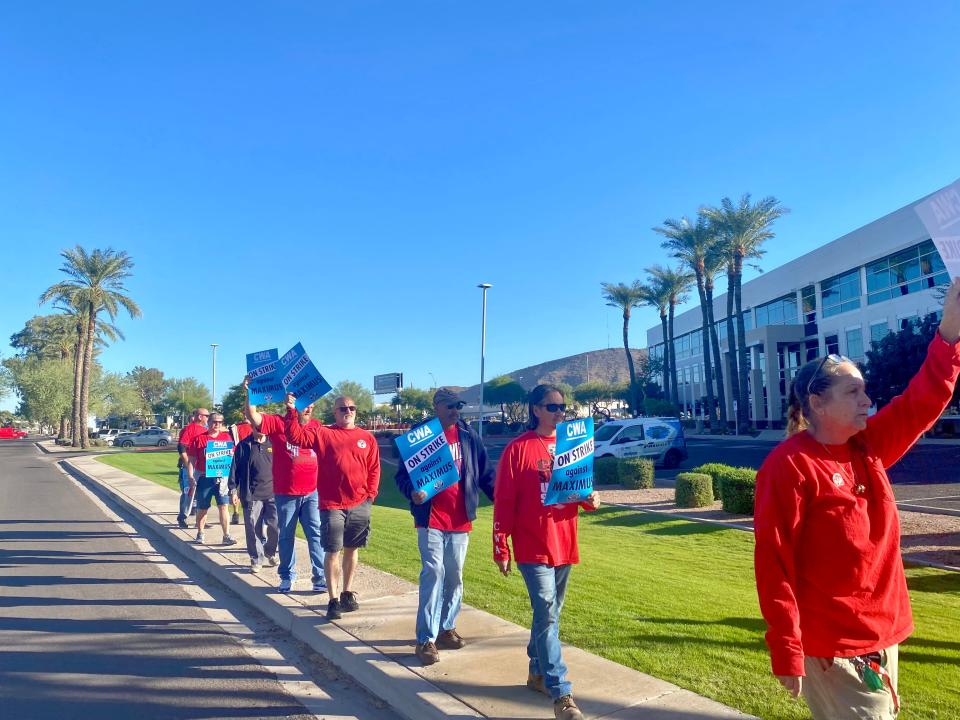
[211,343,219,409]
[428,372,437,389]
[477,283,492,440]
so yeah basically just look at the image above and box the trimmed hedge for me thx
[691,463,735,500]
[618,457,655,489]
[722,469,757,514]
[594,456,620,485]
[675,472,713,508]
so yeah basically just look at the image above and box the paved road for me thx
[0,439,400,720]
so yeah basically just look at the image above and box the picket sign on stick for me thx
[915,178,960,279]
[543,418,594,506]
[395,418,461,502]
[278,342,333,410]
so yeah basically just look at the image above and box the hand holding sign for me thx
[543,418,595,506]
[395,418,460,503]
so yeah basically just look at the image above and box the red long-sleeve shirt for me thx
[755,333,960,677]
[284,409,380,510]
[493,430,595,566]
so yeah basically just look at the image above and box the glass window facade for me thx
[825,333,840,355]
[845,328,864,360]
[755,294,798,328]
[802,285,817,337]
[866,240,948,306]
[821,269,861,317]
[870,321,889,345]
[805,338,820,362]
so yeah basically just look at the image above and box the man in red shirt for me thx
[394,387,495,666]
[285,393,380,620]
[176,408,209,528]
[185,413,238,546]
[244,377,326,594]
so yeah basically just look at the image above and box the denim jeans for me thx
[177,467,195,522]
[416,528,469,644]
[518,562,572,700]
[242,498,279,562]
[275,492,325,584]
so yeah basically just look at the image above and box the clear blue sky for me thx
[2,2,959,410]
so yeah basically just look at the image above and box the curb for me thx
[61,458,482,720]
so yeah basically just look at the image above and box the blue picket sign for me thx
[394,418,461,502]
[205,440,235,479]
[246,348,283,405]
[543,418,594,506]
[278,342,332,410]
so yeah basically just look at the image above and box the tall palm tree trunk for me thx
[620,308,639,416]
[659,312,671,404]
[79,304,97,449]
[705,281,727,426]
[71,322,85,447]
[694,273,715,429]
[668,302,679,407]
[724,268,740,429]
[733,254,751,432]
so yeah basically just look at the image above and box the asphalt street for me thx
[0,439,400,720]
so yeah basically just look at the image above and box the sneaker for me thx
[312,578,328,593]
[327,598,343,620]
[250,559,262,574]
[177,518,189,529]
[195,531,205,544]
[266,555,279,567]
[340,590,359,612]
[222,535,237,546]
[436,628,465,650]
[278,578,292,593]
[553,695,583,720]
[526,672,547,695]
[415,641,440,666]
[231,513,240,526]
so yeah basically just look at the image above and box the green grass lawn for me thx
[97,453,960,720]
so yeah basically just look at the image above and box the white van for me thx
[593,418,683,467]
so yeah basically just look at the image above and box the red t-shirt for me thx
[259,413,319,495]
[425,425,470,532]
[492,430,594,566]
[234,422,253,442]
[754,333,960,677]
[179,421,207,449]
[284,409,380,510]
[187,431,232,477]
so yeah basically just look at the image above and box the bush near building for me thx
[594,456,620,485]
[721,469,757,514]
[691,462,736,500]
[618,457,655,489]
[675,472,713,507]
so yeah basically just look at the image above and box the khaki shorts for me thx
[802,645,899,720]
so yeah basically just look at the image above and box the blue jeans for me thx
[518,563,572,700]
[275,492,325,584]
[416,528,469,644]
[177,467,195,522]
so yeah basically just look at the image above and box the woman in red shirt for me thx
[755,279,960,718]
[493,384,599,720]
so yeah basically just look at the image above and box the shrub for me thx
[675,472,713,508]
[593,456,620,486]
[722,468,757,514]
[618,457,655,489]
[692,463,738,500]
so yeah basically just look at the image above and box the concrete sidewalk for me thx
[61,453,755,720]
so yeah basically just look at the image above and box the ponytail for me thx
[785,385,808,437]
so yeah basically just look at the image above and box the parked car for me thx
[0,427,28,440]
[592,417,686,468]
[99,429,124,443]
[113,428,173,448]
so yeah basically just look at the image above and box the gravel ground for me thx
[596,485,960,570]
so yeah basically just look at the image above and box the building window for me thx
[802,285,817,337]
[870,321,890,346]
[899,314,918,332]
[866,239,949,305]
[755,294,799,328]
[825,333,840,355]
[821,269,861,318]
[845,328,864,360]
[805,338,820,362]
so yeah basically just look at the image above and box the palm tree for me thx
[647,265,694,407]
[654,214,724,428]
[601,281,645,416]
[638,279,672,406]
[703,195,788,432]
[41,247,140,448]
[701,232,728,427]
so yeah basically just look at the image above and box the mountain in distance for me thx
[456,348,646,403]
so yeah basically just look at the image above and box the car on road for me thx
[98,428,125,443]
[113,428,173,448]
[0,427,28,440]
[593,417,687,468]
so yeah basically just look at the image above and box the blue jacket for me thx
[394,419,495,527]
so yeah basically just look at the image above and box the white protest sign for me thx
[915,178,960,279]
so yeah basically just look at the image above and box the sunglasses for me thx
[446,401,466,410]
[198,414,210,418]
[210,420,224,425]
[538,403,566,413]
[337,406,357,413]
[805,354,850,396]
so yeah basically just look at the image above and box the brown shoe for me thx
[436,629,465,650]
[526,672,547,695]
[415,641,440,666]
[554,695,583,720]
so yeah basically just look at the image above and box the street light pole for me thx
[211,343,219,409]
[477,283,492,441]
[428,372,437,389]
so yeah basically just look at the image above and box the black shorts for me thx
[320,500,372,552]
